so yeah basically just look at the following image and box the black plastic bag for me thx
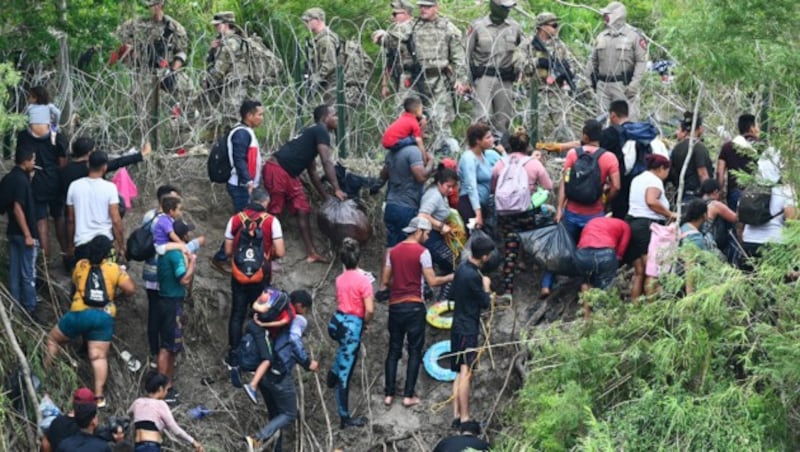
[460,229,503,274]
[317,198,372,245]
[519,224,579,276]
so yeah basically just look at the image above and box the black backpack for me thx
[738,186,780,225]
[207,126,246,184]
[232,213,270,284]
[83,264,111,308]
[564,147,606,205]
[125,217,156,262]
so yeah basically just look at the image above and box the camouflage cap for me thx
[142,0,163,6]
[391,0,414,13]
[210,11,235,25]
[536,12,559,27]
[491,0,517,7]
[417,0,438,6]
[301,7,326,22]
[600,1,625,14]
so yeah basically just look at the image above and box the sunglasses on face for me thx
[392,11,406,16]
[547,23,559,29]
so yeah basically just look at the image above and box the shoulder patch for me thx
[639,38,647,50]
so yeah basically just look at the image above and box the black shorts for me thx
[450,333,479,372]
[625,217,662,263]
[35,198,64,220]
[156,297,184,353]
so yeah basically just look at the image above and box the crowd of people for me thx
[1,0,798,451]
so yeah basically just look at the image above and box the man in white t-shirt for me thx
[741,149,797,264]
[65,151,125,264]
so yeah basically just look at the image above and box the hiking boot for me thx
[341,415,367,429]
[165,388,178,405]
[326,370,338,389]
[243,384,258,405]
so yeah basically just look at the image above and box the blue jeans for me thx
[541,209,603,289]
[727,189,742,212]
[8,235,38,312]
[574,248,618,289]
[257,372,298,450]
[227,183,251,213]
[384,203,418,248]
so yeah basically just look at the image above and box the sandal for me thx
[95,396,107,408]
[402,397,420,408]
[383,396,393,406]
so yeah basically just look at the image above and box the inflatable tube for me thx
[423,340,457,382]
[426,300,454,330]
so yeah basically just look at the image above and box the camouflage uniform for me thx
[205,12,252,133]
[466,12,523,133]
[115,4,191,150]
[521,13,580,141]
[585,2,647,120]
[386,13,466,147]
[302,7,340,106]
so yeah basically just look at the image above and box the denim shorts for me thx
[58,309,115,342]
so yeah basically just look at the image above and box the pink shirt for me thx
[128,397,195,444]
[563,145,619,215]
[336,269,374,318]
[491,152,554,192]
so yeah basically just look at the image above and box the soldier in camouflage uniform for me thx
[466,0,523,134]
[382,0,468,151]
[302,8,340,106]
[204,11,251,135]
[585,1,647,120]
[115,0,189,91]
[522,12,580,141]
[375,0,414,99]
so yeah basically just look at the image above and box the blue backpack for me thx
[616,122,663,177]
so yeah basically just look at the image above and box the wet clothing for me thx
[328,312,364,418]
[17,129,68,205]
[432,434,490,452]
[384,302,426,398]
[262,160,312,215]
[451,261,490,336]
[273,123,330,178]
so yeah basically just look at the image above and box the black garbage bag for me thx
[519,224,579,276]
[460,229,503,274]
[317,198,373,246]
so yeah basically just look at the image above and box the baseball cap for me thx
[210,11,235,25]
[536,12,559,27]
[142,0,163,6]
[89,151,108,168]
[600,1,624,14]
[301,7,325,22]
[491,0,516,7]
[402,216,432,234]
[417,0,438,6]
[73,387,96,406]
[392,0,414,13]
[173,220,195,237]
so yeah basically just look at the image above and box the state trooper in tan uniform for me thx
[522,12,580,141]
[204,12,250,135]
[466,0,523,134]
[302,8,340,106]
[585,1,647,120]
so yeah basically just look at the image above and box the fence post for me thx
[336,65,347,158]
[529,77,540,145]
